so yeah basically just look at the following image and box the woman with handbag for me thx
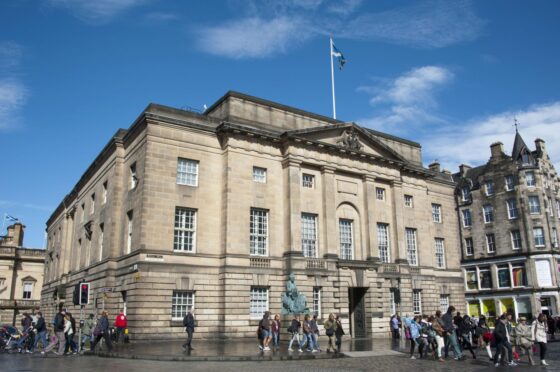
[514,317,534,365]
[323,313,336,353]
[532,313,549,366]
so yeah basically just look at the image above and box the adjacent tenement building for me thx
[455,132,560,324]
[41,91,465,339]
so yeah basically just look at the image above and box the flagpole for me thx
[330,36,337,120]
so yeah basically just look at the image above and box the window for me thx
[526,171,536,187]
[81,203,85,222]
[512,263,527,287]
[312,287,321,317]
[528,196,541,214]
[126,210,133,254]
[405,228,418,266]
[556,200,560,217]
[497,265,511,288]
[511,230,522,250]
[130,162,138,189]
[552,228,558,248]
[22,282,33,299]
[486,234,496,253]
[377,223,390,263]
[485,181,495,196]
[250,287,268,319]
[174,208,197,252]
[339,219,354,260]
[250,208,268,256]
[302,173,315,188]
[435,238,445,269]
[404,195,413,207]
[507,199,518,219]
[171,291,194,320]
[301,213,318,258]
[505,175,514,191]
[176,158,199,186]
[90,194,95,214]
[252,166,267,183]
[99,223,104,261]
[479,267,492,289]
[483,205,493,223]
[412,290,422,315]
[432,204,442,223]
[440,295,449,313]
[102,181,108,204]
[376,187,385,201]
[548,198,554,217]
[465,238,474,256]
[533,227,545,247]
[461,186,470,202]
[462,209,472,227]
[465,269,478,290]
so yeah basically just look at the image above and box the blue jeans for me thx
[272,331,279,347]
[305,333,314,350]
[33,330,48,351]
[288,333,305,350]
[447,332,463,359]
[312,333,319,350]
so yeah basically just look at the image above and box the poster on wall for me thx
[536,260,553,287]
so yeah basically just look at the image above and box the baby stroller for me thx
[16,326,36,353]
[0,325,20,352]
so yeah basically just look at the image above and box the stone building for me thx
[455,131,560,324]
[0,223,45,324]
[41,91,465,340]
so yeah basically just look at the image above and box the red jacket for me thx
[115,313,127,328]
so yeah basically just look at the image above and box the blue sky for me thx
[1,0,560,248]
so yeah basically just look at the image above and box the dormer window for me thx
[461,186,470,202]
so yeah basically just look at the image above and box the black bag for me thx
[287,326,294,333]
[326,328,334,337]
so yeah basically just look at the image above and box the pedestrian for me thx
[114,309,127,344]
[288,314,303,352]
[80,314,96,352]
[259,311,272,351]
[432,312,445,362]
[51,305,66,355]
[513,316,534,365]
[271,314,280,351]
[532,313,549,366]
[32,311,48,353]
[493,313,515,366]
[405,316,421,359]
[441,306,465,361]
[64,313,78,355]
[477,317,493,359]
[390,314,400,339]
[459,315,476,359]
[302,314,313,352]
[334,314,344,353]
[323,313,336,353]
[182,306,195,351]
[91,311,113,352]
[546,314,556,340]
[310,314,321,352]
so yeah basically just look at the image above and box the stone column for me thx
[362,175,378,261]
[321,166,337,258]
[283,158,302,253]
[390,180,406,263]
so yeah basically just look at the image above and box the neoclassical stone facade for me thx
[42,91,465,339]
[455,133,560,324]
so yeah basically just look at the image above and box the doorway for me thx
[349,287,368,338]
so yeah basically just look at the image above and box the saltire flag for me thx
[331,43,346,70]
[5,214,18,222]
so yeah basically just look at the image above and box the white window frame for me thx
[126,210,133,254]
[528,196,541,214]
[483,204,493,223]
[432,203,442,223]
[556,200,560,218]
[511,230,522,250]
[526,171,536,187]
[462,209,472,227]
[250,208,269,256]
[486,234,496,253]
[301,213,318,258]
[130,162,138,189]
[376,187,385,201]
[511,263,527,287]
[302,173,315,188]
[507,198,518,219]
[505,175,514,191]
[465,237,474,256]
[412,290,422,315]
[497,265,511,289]
[252,166,267,183]
[404,195,413,207]
[435,238,445,269]
[439,295,449,314]
[548,198,554,217]
[171,291,194,320]
[377,223,390,263]
[461,186,470,202]
[174,207,197,253]
[312,287,322,317]
[485,181,494,196]
[339,219,354,260]
[250,287,269,319]
[405,228,418,266]
[176,158,199,186]
[479,267,492,289]
[465,268,478,290]
[533,227,545,247]
[22,282,33,299]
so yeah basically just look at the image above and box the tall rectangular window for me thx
[507,199,518,219]
[548,198,554,217]
[130,162,138,189]
[302,173,315,188]
[439,295,449,313]
[126,210,133,254]
[377,223,390,263]
[483,204,493,223]
[511,230,522,250]
[250,208,268,256]
[556,200,560,217]
[485,181,495,196]
[22,282,33,299]
[461,186,470,202]
[432,204,442,223]
[552,228,558,248]
[528,196,541,214]
[413,290,422,315]
[301,213,318,258]
[312,287,321,317]
[90,193,95,214]
[479,267,492,289]
[102,181,108,204]
[466,268,478,290]
[497,265,511,288]
[505,175,514,191]
[176,158,199,186]
[465,237,474,256]
[99,223,104,261]
[533,227,545,247]
[462,209,472,227]
[174,207,197,252]
[405,228,418,266]
[339,219,354,260]
[486,234,496,253]
[526,171,536,187]
[250,287,268,319]
[435,238,445,269]
[512,263,527,287]
[252,166,267,183]
[171,291,194,320]
[404,195,413,207]
[376,187,385,201]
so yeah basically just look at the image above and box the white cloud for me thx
[327,0,362,15]
[47,0,149,24]
[196,16,313,59]
[0,79,27,130]
[421,102,560,172]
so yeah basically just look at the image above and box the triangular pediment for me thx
[284,123,407,163]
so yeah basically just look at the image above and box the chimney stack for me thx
[1,222,25,247]
[535,138,546,156]
[490,142,504,163]
[429,161,441,173]
[459,164,472,177]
